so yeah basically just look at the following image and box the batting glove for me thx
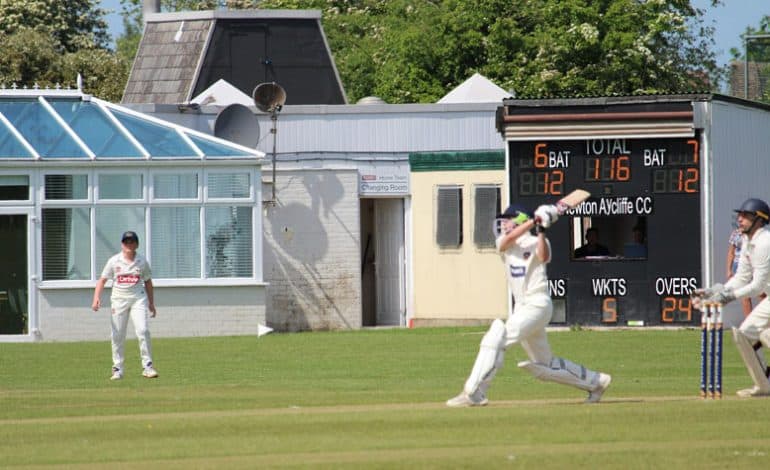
[534,205,558,229]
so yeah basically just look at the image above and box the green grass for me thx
[1,327,768,468]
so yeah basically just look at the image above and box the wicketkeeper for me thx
[693,198,770,397]
[92,231,158,380]
[446,204,612,407]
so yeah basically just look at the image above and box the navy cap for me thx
[496,204,532,219]
[121,231,139,243]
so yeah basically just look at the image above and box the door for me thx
[0,212,29,335]
[374,199,405,326]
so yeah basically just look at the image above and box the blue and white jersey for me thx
[497,232,550,300]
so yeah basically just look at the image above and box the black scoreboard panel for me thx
[508,137,701,326]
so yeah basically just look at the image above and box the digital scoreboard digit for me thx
[510,137,702,326]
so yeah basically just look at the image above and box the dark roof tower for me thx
[122,9,347,106]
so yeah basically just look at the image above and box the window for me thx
[42,208,91,280]
[44,175,88,200]
[208,173,250,199]
[474,185,500,248]
[152,207,200,278]
[40,169,258,283]
[571,216,648,260]
[205,206,252,277]
[436,186,463,248]
[95,206,146,270]
[0,175,29,200]
[153,173,198,199]
[98,174,143,200]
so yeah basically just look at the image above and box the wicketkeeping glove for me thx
[692,283,724,299]
[710,288,736,305]
[690,295,703,311]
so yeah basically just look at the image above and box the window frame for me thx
[39,166,262,288]
[0,170,34,205]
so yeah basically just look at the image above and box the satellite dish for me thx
[252,83,287,205]
[213,103,260,148]
[253,82,287,114]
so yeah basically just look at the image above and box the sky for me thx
[100,0,764,69]
[693,0,768,68]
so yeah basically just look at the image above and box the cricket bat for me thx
[499,189,590,243]
[511,189,591,238]
[525,189,590,229]
[552,189,590,216]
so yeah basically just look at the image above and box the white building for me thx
[0,88,266,342]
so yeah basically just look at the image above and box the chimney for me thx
[143,0,160,26]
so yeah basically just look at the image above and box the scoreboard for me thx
[508,137,701,326]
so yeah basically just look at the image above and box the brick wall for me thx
[263,169,362,331]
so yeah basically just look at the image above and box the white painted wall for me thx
[38,286,266,341]
[262,169,362,330]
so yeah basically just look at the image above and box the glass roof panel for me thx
[50,100,143,158]
[111,109,197,157]
[0,100,88,158]
[187,133,254,157]
[0,116,33,158]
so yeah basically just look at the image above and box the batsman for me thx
[694,198,770,397]
[447,199,612,407]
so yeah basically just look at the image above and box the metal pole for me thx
[744,34,770,100]
[271,112,277,202]
[745,36,749,99]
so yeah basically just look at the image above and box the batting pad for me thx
[464,319,506,395]
[518,357,600,392]
[733,327,770,392]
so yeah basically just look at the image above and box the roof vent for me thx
[356,96,387,105]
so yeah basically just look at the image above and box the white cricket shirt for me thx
[100,253,152,300]
[497,232,551,300]
[726,226,770,299]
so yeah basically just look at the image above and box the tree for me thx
[729,15,770,103]
[0,1,128,101]
[115,0,723,103]
[257,0,723,103]
[0,0,109,52]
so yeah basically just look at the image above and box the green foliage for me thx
[0,1,128,101]
[0,0,109,52]
[0,328,768,467]
[255,0,722,103]
[59,49,131,102]
[728,15,770,104]
[112,0,724,103]
[0,29,129,101]
[0,29,61,86]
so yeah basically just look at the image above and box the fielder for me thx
[91,231,158,380]
[446,204,612,407]
[694,198,770,397]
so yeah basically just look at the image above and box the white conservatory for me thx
[0,88,266,342]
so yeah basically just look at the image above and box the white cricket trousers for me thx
[464,293,555,394]
[503,293,554,361]
[110,296,153,370]
[739,295,770,342]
